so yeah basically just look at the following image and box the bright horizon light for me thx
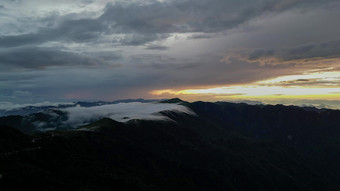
[150,70,340,100]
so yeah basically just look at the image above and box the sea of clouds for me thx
[0,101,196,131]
[61,102,195,126]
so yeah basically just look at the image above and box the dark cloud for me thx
[283,40,340,60]
[1,0,337,48]
[101,0,337,33]
[263,79,337,87]
[145,45,169,51]
[244,39,340,63]
[124,54,298,90]
[112,33,170,46]
[81,0,93,4]
[0,53,298,103]
[0,0,340,103]
[187,34,215,39]
[248,49,275,60]
[0,33,43,47]
[164,58,296,88]
[0,18,105,47]
[129,54,177,69]
[0,46,121,69]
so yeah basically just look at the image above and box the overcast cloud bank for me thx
[0,0,340,105]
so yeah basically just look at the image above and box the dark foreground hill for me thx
[0,99,340,190]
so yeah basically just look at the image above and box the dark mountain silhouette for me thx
[159,97,184,103]
[0,109,69,133]
[0,99,340,190]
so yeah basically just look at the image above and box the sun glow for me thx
[150,71,340,100]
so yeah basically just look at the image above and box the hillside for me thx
[0,99,339,190]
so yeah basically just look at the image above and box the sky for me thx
[1,0,340,107]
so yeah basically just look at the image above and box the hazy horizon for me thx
[2,98,340,112]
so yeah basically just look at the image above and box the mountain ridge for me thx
[0,99,340,190]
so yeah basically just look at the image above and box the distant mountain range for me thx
[0,98,340,190]
[0,99,190,133]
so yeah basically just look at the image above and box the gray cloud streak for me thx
[246,39,340,62]
[0,46,121,69]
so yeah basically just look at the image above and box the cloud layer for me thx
[63,102,195,125]
[1,0,340,103]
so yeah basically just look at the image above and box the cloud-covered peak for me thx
[63,102,195,125]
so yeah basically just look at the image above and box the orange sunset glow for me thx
[151,70,340,101]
